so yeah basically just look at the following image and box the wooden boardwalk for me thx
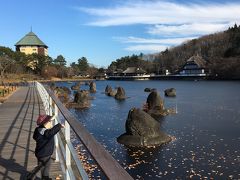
[0,85,62,179]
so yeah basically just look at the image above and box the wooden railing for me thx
[35,81,133,180]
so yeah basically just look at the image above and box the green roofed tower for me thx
[15,31,48,56]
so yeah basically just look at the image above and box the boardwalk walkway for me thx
[0,85,62,179]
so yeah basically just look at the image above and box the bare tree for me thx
[0,54,14,79]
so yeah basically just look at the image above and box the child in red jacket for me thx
[33,115,64,180]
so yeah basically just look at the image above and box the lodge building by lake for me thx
[178,55,208,76]
[15,31,48,56]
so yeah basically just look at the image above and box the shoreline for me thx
[38,78,94,83]
[2,76,240,84]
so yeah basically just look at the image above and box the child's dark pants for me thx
[38,156,51,178]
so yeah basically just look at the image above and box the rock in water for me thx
[146,91,169,117]
[117,108,171,147]
[73,90,90,108]
[54,86,70,103]
[144,88,151,92]
[151,88,157,92]
[85,81,90,86]
[147,91,164,110]
[61,86,71,94]
[109,90,117,97]
[144,88,157,92]
[105,85,112,95]
[71,82,81,90]
[49,82,56,90]
[105,85,117,96]
[89,82,96,93]
[164,88,176,97]
[115,87,126,100]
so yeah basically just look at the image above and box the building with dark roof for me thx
[106,67,150,80]
[179,55,208,76]
[15,31,48,56]
[122,67,147,76]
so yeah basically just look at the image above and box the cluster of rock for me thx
[50,81,97,109]
[117,89,176,147]
[51,81,177,148]
[67,81,96,108]
[105,85,126,100]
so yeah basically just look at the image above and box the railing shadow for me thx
[0,84,42,179]
[0,157,26,180]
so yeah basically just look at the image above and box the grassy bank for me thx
[1,73,94,83]
[0,73,41,83]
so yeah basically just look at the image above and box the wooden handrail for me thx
[45,87,133,180]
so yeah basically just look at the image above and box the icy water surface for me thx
[56,80,240,179]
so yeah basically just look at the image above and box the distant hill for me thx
[108,24,240,79]
[152,24,240,79]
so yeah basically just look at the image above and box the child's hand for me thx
[61,124,65,128]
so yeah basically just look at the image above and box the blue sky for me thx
[1,0,240,67]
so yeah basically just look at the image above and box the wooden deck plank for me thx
[0,86,63,179]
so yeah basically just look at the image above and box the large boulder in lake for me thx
[74,90,89,103]
[146,91,169,117]
[55,86,70,103]
[89,82,96,93]
[117,108,171,147]
[67,90,90,108]
[164,88,176,97]
[115,87,126,100]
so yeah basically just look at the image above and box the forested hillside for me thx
[108,25,240,79]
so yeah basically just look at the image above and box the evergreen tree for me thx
[77,57,89,72]
[53,55,66,67]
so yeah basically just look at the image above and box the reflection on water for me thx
[56,80,240,179]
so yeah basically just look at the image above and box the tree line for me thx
[0,47,104,79]
[108,54,154,73]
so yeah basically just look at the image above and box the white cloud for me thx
[148,22,235,36]
[76,0,240,53]
[77,1,240,27]
[125,44,168,52]
[114,36,197,45]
